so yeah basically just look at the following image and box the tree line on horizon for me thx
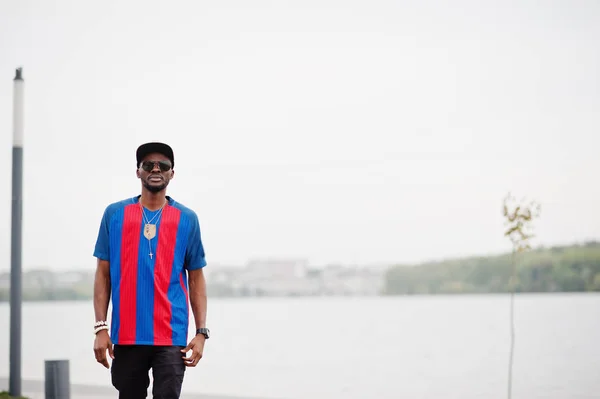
[383,241,600,295]
[1,241,599,302]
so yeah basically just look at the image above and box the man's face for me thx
[136,152,174,193]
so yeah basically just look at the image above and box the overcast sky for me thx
[0,0,598,271]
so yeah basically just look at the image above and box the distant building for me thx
[0,259,389,301]
[245,258,309,280]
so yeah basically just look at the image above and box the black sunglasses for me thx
[140,160,172,172]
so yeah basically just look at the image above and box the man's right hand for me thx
[93,330,114,369]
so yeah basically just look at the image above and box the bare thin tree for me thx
[502,193,541,399]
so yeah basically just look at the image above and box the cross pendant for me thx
[149,252,153,259]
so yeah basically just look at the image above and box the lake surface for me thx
[1,294,599,399]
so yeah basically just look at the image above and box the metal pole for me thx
[45,360,71,399]
[9,67,24,397]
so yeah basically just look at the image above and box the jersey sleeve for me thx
[185,212,207,270]
[93,206,111,261]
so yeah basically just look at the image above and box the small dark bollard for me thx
[45,359,70,399]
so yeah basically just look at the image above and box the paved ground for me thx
[0,378,262,399]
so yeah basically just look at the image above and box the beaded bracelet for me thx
[94,325,109,335]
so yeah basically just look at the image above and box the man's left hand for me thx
[181,335,205,367]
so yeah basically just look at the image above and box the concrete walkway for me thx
[0,378,264,399]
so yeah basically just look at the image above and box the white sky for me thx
[0,0,598,271]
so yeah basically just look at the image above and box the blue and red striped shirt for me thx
[93,196,206,346]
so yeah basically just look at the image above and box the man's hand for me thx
[181,334,205,367]
[93,330,114,369]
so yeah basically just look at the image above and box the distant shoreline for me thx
[1,291,599,304]
[2,241,599,300]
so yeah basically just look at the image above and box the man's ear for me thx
[136,168,141,178]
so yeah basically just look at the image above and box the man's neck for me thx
[139,191,167,211]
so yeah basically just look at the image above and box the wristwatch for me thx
[196,328,210,339]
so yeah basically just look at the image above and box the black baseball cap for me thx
[136,142,175,168]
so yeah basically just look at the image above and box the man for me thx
[92,142,210,399]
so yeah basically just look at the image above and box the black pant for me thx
[111,345,186,399]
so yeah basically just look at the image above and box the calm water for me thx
[0,294,599,399]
